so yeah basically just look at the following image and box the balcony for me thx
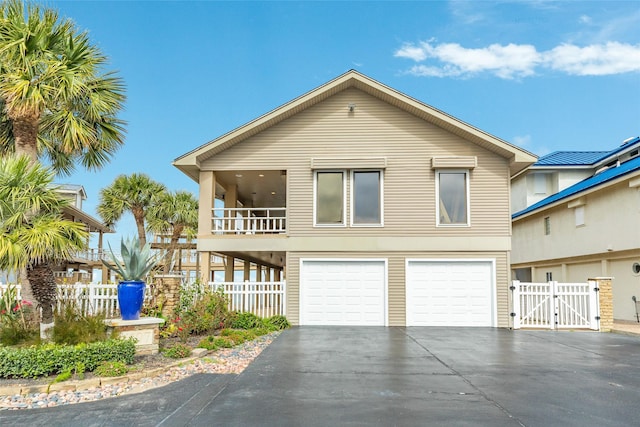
[212,207,286,235]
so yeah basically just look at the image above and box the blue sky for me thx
[48,0,640,245]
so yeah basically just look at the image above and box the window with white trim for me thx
[436,170,469,226]
[544,216,551,235]
[351,170,383,226]
[315,171,345,226]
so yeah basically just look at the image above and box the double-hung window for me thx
[314,169,383,227]
[315,171,346,226]
[351,170,383,226]
[436,170,469,226]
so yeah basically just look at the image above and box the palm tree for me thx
[0,155,88,331]
[147,190,198,273]
[0,0,126,307]
[0,0,126,173]
[97,173,167,247]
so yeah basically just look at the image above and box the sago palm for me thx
[0,155,88,327]
[0,0,126,174]
[97,173,167,247]
[147,190,198,273]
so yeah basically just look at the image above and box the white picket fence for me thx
[511,280,600,330]
[0,280,287,318]
[209,281,286,318]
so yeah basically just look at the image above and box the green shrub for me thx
[197,336,219,351]
[266,315,290,330]
[220,328,256,344]
[52,304,108,345]
[213,336,234,348]
[162,343,192,359]
[230,312,263,330]
[252,326,273,336]
[0,338,136,379]
[94,361,128,377]
[0,322,39,346]
[173,287,231,338]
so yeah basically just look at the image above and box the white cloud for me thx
[579,15,592,25]
[394,40,640,79]
[545,42,640,75]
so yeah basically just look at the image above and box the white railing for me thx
[208,281,286,318]
[511,280,599,330]
[72,249,119,262]
[0,282,151,319]
[1,280,286,319]
[212,207,286,235]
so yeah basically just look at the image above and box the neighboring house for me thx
[174,70,536,327]
[511,136,640,321]
[55,184,113,283]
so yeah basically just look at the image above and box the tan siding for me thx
[288,251,509,327]
[202,88,511,239]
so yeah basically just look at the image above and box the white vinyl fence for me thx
[209,281,286,318]
[1,280,286,318]
[511,280,600,330]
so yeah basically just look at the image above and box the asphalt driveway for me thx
[1,327,639,426]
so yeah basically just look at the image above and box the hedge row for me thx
[0,338,136,379]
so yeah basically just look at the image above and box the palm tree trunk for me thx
[133,208,147,247]
[27,262,57,339]
[12,114,40,324]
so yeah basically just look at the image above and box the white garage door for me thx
[406,260,494,326]
[300,260,386,326]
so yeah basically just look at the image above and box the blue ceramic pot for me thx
[117,280,146,320]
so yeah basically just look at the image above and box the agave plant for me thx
[103,237,160,281]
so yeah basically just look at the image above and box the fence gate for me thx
[511,280,600,330]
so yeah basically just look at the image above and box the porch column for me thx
[199,251,211,283]
[99,231,108,283]
[225,256,235,282]
[265,267,271,282]
[244,261,251,281]
[275,269,282,281]
[225,184,237,232]
[561,264,567,282]
[198,171,216,237]
[256,264,263,282]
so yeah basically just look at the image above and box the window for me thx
[544,216,551,235]
[437,171,469,226]
[315,171,345,226]
[575,206,585,227]
[352,170,383,226]
[546,272,553,281]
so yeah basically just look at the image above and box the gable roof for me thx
[513,155,640,220]
[174,70,537,181]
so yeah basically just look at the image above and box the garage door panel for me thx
[407,260,493,327]
[301,260,386,326]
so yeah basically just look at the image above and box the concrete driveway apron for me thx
[1,327,639,426]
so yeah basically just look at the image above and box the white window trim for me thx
[350,169,384,227]
[313,170,346,227]
[435,169,470,227]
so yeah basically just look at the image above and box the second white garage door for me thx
[300,260,386,326]
[406,260,495,326]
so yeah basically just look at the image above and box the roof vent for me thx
[622,136,638,146]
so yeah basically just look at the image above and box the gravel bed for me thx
[0,332,279,411]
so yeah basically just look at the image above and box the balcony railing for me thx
[212,207,286,235]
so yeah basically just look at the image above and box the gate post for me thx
[589,277,613,332]
[550,281,558,330]
[511,280,521,329]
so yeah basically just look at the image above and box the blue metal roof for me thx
[513,155,640,219]
[534,151,609,166]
